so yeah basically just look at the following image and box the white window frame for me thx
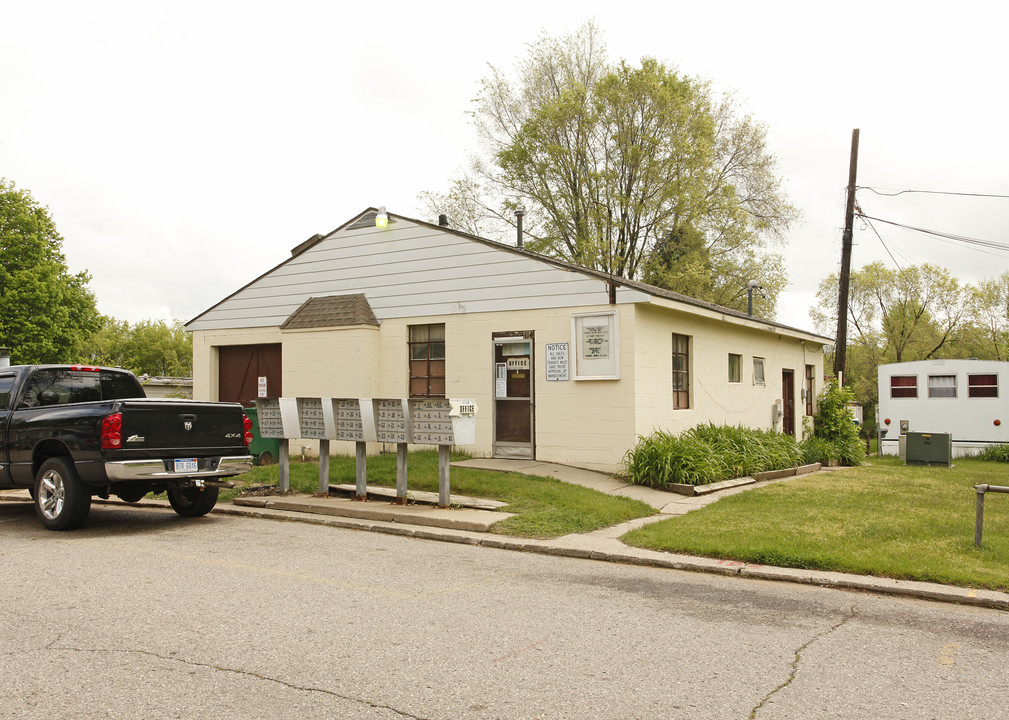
[728,353,742,384]
[927,375,957,398]
[571,311,620,380]
[753,357,766,385]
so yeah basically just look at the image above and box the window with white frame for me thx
[752,357,765,385]
[968,374,999,398]
[928,375,956,398]
[672,334,690,409]
[571,311,620,380]
[728,354,741,383]
[890,375,917,398]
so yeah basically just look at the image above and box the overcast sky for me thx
[3,1,1007,333]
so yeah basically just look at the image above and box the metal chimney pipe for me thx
[438,214,449,227]
[0,348,10,368]
[515,209,524,249]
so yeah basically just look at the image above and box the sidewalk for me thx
[222,458,1009,611]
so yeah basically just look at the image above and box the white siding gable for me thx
[187,216,649,331]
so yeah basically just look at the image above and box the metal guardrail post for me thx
[975,485,987,547]
[974,484,1009,547]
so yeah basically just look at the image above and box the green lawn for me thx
[228,450,654,539]
[623,456,1009,591]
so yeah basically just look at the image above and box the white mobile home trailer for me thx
[877,359,1009,457]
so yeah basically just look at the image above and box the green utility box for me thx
[904,432,953,466]
[245,405,281,465]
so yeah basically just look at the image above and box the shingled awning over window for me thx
[280,294,380,330]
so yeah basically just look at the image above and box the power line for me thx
[855,213,1009,256]
[855,187,1008,198]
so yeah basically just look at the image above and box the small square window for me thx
[928,375,956,398]
[728,354,741,383]
[890,375,918,399]
[968,374,999,398]
[753,357,765,385]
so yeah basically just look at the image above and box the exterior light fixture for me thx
[375,207,389,229]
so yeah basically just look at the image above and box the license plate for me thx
[174,458,198,473]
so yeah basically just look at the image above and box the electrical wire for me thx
[856,209,906,273]
[855,213,1009,257]
[858,187,1009,199]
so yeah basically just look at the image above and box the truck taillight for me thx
[102,413,123,449]
[243,414,253,446]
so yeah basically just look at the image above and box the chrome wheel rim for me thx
[39,470,66,520]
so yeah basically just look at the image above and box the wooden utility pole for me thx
[834,129,860,382]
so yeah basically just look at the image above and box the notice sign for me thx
[258,376,268,398]
[582,323,610,359]
[545,343,569,382]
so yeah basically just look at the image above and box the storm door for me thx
[492,331,535,459]
[782,369,795,437]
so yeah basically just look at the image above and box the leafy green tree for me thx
[811,379,865,466]
[88,317,193,377]
[961,273,1009,360]
[812,261,994,425]
[420,23,797,317]
[0,179,99,364]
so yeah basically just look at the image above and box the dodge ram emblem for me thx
[184,421,193,431]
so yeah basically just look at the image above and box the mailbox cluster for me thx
[255,397,476,445]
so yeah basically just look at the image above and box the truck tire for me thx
[167,485,219,517]
[35,457,92,531]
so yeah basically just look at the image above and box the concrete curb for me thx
[205,500,1009,612]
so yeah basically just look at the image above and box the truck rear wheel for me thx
[167,485,219,517]
[35,457,92,531]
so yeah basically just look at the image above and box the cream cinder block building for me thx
[186,208,831,473]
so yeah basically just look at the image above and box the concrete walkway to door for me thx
[450,457,713,515]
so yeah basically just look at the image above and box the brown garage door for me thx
[218,344,282,406]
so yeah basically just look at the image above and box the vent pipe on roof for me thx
[0,348,9,368]
[438,214,449,227]
[747,280,763,316]
[515,209,524,249]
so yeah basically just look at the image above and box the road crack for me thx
[45,642,430,720]
[750,605,857,719]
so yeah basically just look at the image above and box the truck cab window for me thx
[0,375,15,410]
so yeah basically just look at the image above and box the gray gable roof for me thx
[280,294,380,330]
[186,207,831,344]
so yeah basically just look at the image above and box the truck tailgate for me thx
[118,400,246,452]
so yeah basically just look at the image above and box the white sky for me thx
[3,1,1007,333]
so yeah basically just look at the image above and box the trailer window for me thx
[968,374,998,398]
[928,375,956,398]
[890,375,917,398]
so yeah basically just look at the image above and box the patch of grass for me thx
[623,456,1009,591]
[227,450,654,539]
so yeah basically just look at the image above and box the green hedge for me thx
[624,424,802,489]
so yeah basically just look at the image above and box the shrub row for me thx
[624,423,864,489]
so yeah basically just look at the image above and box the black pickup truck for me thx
[0,364,253,530]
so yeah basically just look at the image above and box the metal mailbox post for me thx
[334,399,378,499]
[258,396,477,506]
[255,398,300,491]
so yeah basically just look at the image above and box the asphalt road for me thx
[2,500,1008,720]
